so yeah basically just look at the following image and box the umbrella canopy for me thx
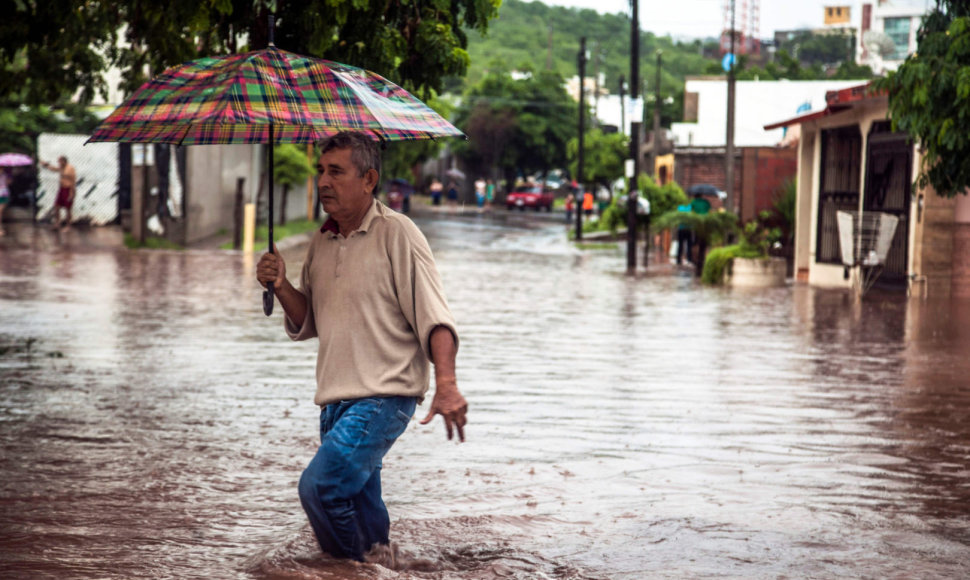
[87,46,464,146]
[0,153,34,167]
[687,183,727,200]
[444,167,466,181]
[87,32,463,316]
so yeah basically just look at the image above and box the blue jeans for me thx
[298,396,416,561]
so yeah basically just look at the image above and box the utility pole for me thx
[644,50,662,267]
[619,74,626,137]
[652,50,662,180]
[627,0,640,273]
[592,42,600,120]
[725,0,737,213]
[576,37,587,242]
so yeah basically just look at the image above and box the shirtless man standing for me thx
[41,156,76,229]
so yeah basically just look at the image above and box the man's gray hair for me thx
[317,132,381,178]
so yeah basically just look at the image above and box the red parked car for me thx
[506,184,553,211]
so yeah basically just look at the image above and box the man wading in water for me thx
[256,131,467,564]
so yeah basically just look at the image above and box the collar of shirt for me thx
[320,198,381,239]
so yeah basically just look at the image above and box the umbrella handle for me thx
[263,283,275,316]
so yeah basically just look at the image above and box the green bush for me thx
[702,245,738,285]
[702,218,778,285]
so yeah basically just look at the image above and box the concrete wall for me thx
[794,128,816,282]
[672,79,863,147]
[950,195,970,298]
[910,185,955,298]
[185,145,253,244]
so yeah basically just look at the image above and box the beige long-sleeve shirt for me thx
[285,199,458,407]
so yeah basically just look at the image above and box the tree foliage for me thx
[567,128,627,188]
[775,30,856,66]
[879,2,970,197]
[638,173,687,219]
[454,68,576,180]
[730,50,874,82]
[1,0,500,108]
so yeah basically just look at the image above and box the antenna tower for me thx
[721,0,761,56]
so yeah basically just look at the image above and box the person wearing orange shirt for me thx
[582,190,594,217]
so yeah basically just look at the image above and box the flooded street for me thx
[2,211,970,579]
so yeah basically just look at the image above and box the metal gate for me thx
[862,124,911,288]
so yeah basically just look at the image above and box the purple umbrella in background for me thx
[0,153,34,167]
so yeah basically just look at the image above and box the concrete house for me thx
[765,82,970,298]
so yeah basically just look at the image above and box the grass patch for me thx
[219,219,320,249]
[124,234,184,250]
[575,242,619,250]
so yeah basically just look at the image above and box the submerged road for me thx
[2,209,970,579]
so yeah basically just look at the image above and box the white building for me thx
[670,77,864,148]
[858,0,927,74]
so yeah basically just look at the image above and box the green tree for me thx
[777,30,855,67]
[639,174,687,220]
[879,2,970,197]
[272,144,314,224]
[1,0,500,108]
[454,67,576,187]
[567,128,627,189]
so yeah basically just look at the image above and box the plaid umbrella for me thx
[86,48,464,146]
[87,21,463,315]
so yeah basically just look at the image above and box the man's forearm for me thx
[275,278,308,326]
[429,325,458,383]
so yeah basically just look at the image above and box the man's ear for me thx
[364,168,379,194]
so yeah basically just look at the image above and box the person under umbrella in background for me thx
[256,131,467,564]
[0,168,9,236]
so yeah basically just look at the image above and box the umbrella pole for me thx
[263,124,275,316]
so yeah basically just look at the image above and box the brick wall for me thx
[673,146,796,220]
[673,146,740,196]
[740,148,797,222]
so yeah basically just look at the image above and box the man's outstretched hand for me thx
[420,378,467,442]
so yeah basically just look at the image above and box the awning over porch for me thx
[763,104,851,130]
[763,82,885,131]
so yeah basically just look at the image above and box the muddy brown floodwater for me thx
[2,211,970,579]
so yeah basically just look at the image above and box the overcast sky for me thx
[538,0,932,39]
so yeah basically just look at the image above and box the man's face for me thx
[316,147,377,222]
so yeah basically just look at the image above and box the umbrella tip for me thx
[268,14,275,47]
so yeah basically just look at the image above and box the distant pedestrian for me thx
[485,179,495,208]
[41,156,76,230]
[675,202,693,265]
[0,168,9,236]
[429,178,443,206]
[582,191,594,218]
[474,178,486,209]
[564,192,575,224]
[446,181,459,208]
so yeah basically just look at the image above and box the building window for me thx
[884,17,911,60]
[816,126,862,265]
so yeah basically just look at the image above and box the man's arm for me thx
[420,325,467,442]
